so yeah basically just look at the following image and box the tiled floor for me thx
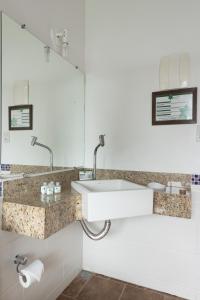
[57,271,186,300]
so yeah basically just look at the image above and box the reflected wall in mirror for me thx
[1,13,85,168]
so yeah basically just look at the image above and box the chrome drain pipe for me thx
[79,219,111,240]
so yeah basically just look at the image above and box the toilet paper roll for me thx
[19,259,44,288]
[19,271,37,288]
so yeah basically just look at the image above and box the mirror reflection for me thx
[1,13,85,169]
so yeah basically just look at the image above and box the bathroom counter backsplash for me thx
[0,164,74,192]
[2,168,78,197]
[95,169,191,187]
[0,163,70,174]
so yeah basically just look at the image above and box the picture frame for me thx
[152,87,197,125]
[9,105,33,130]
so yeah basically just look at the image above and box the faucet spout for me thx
[31,136,53,171]
[92,134,105,180]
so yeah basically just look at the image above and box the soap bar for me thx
[147,182,165,191]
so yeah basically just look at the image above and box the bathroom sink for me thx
[71,179,153,221]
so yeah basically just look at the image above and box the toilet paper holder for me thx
[14,255,28,283]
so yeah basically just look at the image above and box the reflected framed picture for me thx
[152,87,197,125]
[9,105,33,130]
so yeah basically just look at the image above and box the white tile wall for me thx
[83,188,200,299]
[0,222,83,300]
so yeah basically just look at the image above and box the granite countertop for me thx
[3,189,79,207]
[2,189,82,239]
[1,173,192,240]
[153,190,191,219]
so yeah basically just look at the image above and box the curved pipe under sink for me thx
[79,219,111,240]
[79,134,111,240]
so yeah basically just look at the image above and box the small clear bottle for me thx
[54,182,61,194]
[50,181,55,192]
[41,182,47,195]
[46,182,54,195]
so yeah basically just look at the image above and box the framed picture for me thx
[152,87,197,125]
[9,105,33,130]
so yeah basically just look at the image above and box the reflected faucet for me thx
[93,134,105,180]
[31,136,53,171]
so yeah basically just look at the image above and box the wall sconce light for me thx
[159,53,190,90]
[50,28,69,58]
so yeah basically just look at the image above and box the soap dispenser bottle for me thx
[46,182,54,195]
[41,182,47,195]
[54,182,61,194]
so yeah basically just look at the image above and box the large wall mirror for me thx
[1,13,85,168]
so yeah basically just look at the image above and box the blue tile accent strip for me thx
[192,174,200,185]
[0,181,3,197]
[0,164,11,171]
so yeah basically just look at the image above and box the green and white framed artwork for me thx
[152,87,197,125]
[9,105,33,130]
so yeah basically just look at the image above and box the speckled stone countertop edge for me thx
[2,189,81,239]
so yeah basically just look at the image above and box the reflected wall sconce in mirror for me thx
[50,28,69,57]
[9,105,33,130]
[13,80,29,105]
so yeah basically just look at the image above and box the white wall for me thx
[0,220,82,300]
[85,0,200,174]
[0,0,85,70]
[84,0,200,298]
[83,191,200,299]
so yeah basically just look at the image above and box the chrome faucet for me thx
[93,134,105,180]
[31,136,53,171]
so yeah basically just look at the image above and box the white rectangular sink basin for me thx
[71,179,153,221]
